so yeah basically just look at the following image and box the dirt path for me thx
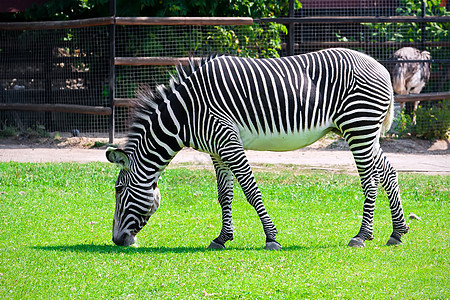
[1,136,449,175]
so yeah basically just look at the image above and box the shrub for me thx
[0,125,18,138]
[415,100,450,140]
[393,108,414,138]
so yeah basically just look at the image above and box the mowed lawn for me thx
[0,162,448,299]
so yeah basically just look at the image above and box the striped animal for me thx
[106,48,409,249]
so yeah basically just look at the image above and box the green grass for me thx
[0,162,448,299]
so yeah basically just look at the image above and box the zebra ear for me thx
[106,147,130,170]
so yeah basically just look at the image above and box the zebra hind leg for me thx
[376,150,409,246]
[208,156,235,249]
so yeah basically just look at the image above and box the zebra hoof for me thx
[348,237,365,248]
[386,236,402,246]
[265,241,282,251]
[208,240,225,250]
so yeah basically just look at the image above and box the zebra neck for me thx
[125,128,182,175]
[125,91,189,174]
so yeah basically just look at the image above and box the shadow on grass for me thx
[34,244,210,254]
[33,243,342,254]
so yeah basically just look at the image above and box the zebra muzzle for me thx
[112,231,137,246]
[112,219,137,246]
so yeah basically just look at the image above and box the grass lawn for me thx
[0,162,448,299]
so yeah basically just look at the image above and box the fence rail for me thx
[394,92,450,103]
[260,15,450,24]
[115,17,253,26]
[115,57,200,66]
[287,41,450,50]
[0,103,112,115]
[0,17,114,30]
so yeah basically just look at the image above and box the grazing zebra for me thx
[106,48,409,249]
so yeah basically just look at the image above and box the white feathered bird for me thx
[391,47,431,111]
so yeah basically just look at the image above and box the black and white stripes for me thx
[107,48,408,248]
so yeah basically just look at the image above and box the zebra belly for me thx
[238,124,332,152]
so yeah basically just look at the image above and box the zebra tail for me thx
[381,92,395,135]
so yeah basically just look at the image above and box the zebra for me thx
[106,48,409,250]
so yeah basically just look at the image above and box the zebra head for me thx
[106,147,161,246]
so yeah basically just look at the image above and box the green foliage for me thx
[0,123,18,138]
[0,124,55,139]
[90,141,108,148]
[393,108,414,138]
[2,0,290,20]
[415,100,450,139]
[0,0,110,21]
[119,22,287,59]
[25,124,51,138]
[205,23,288,58]
[364,0,449,43]
[392,101,450,140]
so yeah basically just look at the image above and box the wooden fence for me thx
[0,17,254,142]
[0,15,449,142]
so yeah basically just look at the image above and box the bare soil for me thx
[0,133,449,174]
[1,132,448,154]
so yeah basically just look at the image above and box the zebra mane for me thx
[128,54,222,138]
[134,54,222,116]
[175,53,221,83]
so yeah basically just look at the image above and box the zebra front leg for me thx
[376,150,409,246]
[208,156,234,249]
[218,143,281,250]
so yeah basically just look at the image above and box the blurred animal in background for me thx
[72,129,80,137]
[391,47,431,112]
